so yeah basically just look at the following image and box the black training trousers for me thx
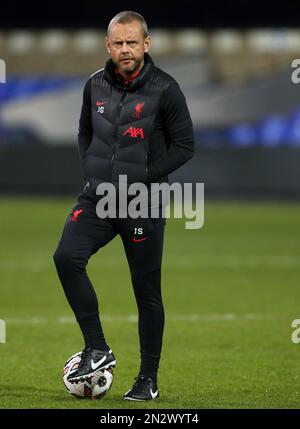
[53,194,166,377]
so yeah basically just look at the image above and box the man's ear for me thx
[105,37,111,54]
[144,36,151,53]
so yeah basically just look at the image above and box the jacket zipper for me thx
[145,153,149,175]
[111,90,127,178]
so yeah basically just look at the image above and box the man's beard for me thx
[118,58,142,77]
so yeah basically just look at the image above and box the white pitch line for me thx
[3,313,284,325]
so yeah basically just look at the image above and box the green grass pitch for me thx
[0,198,300,408]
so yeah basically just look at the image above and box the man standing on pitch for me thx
[54,11,194,401]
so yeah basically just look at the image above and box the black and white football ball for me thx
[63,352,114,399]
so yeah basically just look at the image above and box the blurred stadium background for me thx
[1,24,300,196]
[1,12,300,196]
[1,1,300,409]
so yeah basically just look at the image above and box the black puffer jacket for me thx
[78,53,194,197]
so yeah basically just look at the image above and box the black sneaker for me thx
[67,347,116,384]
[124,375,159,401]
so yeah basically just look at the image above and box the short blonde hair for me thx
[107,11,149,38]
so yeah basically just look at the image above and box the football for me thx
[63,351,114,399]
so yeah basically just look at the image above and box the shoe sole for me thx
[68,360,116,384]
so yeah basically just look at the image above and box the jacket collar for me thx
[103,53,154,91]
